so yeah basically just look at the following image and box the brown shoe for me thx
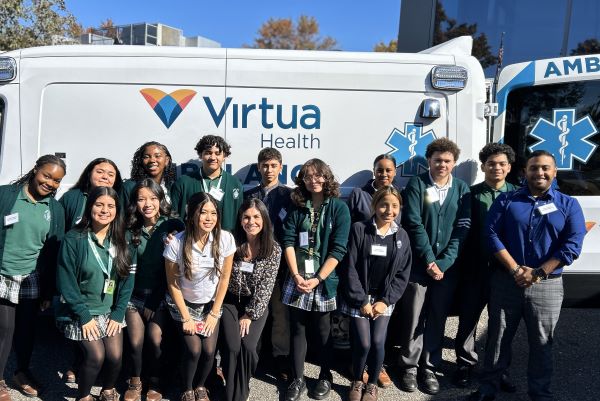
[12,371,39,397]
[99,388,119,401]
[348,380,364,401]
[124,377,142,401]
[362,383,378,401]
[194,386,210,401]
[146,378,162,401]
[65,369,77,384]
[362,369,369,384]
[0,380,11,401]
[77,396,94,401]
[377,367,392,388]
[180,390,195,401]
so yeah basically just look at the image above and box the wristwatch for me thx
[532,267,548,283]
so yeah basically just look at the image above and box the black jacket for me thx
[339,220,412,308]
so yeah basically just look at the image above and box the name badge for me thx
[538,203,558,215]
[4,213,19,226]
[198,257,215,268]
[304,259,315,274]
[299,232,309,247]
[103,279,116,295]
[240,261,255,273]
[426,187,440,203]
[278,208,287,221]
[209,187,224,201]
[371,244,387,257]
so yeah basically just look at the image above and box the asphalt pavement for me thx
[4,307,600,401]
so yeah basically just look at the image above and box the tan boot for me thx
[124,377,142,401]
[180,390,195,401]
[146,377,162,401]
[348,380,364,401]
[0,380,11,401]
[194,386,210,401]
[362,383,378,401]
[99,388,119,401]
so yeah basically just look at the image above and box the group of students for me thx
[0,135,412,401]
[0,133,579,401]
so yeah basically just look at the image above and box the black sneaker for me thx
[284,378,306,401]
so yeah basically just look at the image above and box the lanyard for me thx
[307,203,325,258]
[199,168,223,193]
[87,232,113,277]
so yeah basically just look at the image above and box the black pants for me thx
[221,295,269,401]
[350,315,391,384]
[288,307,332,380]
[0,298,38,377]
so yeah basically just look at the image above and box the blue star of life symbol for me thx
[385,123,436,176]
[529,108,598,170]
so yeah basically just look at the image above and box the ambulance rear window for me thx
[504,81,600,196]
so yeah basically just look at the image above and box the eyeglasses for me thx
[302,174,325,183]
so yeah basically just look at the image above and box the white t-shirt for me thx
[163,230,236,304]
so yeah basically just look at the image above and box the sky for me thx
[65,0,402,52]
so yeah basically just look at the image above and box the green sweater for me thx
[281,197,351,297]
[59,188,87,230]
[0,184,65,299]
[170,170,243,232]
[56,229,134,324]
[401,173,471,279]
[126,217,184,311]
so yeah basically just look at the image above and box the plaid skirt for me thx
[58,313,127,341]
[281,273,337,312]
[127,289,166,313]
[165,293,222,323]
[0,272,40,304]
[339,295,394,319]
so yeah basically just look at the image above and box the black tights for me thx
[77,332,123,399]
[0,299,38,376]
[125,308,169,378]
[350,316,390,383]
[180,325,219,391]
[289,307,332,380]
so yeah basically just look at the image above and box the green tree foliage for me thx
[247,15,338,50]
[0,0,78,51]
[374,39,397,52]
[433,2,497,68]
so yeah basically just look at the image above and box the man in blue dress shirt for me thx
[468,150,587,401]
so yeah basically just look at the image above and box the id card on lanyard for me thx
[87,233,115,294]
[305,203,325,275]
[200,170,224,201]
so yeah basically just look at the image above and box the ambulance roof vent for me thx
[0,58,16,82]
[431,66,468,90]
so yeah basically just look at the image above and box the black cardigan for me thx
[339,220,412,308]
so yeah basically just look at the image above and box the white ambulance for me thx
[0,36,597,306]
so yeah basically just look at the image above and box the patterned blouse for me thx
[227,242,282,320]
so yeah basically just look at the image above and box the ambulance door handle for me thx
[421,99,440,119]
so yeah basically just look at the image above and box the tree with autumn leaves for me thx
[247,15,338,50]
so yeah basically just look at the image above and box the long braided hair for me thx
[12,155,66,197]
[130,141,176,188]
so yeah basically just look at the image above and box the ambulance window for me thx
[504,81,600,196]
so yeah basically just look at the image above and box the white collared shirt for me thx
[372,218,399,239]
[428,173,453,206]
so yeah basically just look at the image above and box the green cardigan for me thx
[401,173,471,279]
[281,197,351,297]
[170,171,243,232]
[59,188,87,230]
[56,229,134,324]
[0,184,65,299]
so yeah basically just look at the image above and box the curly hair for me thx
[126,178,173,247]
[182,193,222,281]
[75,186,130,278]
[12,155,66,197]
[72,158,123,193]
[425,138,461,161]
[291,158,340,207]
[129,141,176,188]
[194,135,231,157]
[479,143,516,164]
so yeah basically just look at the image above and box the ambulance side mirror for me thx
[421,99,440,119]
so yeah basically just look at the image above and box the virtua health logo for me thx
[141,88,321,130]
[385,122,436,176]
[528,108,599,170]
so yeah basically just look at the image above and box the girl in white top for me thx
[163,192,235,401]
